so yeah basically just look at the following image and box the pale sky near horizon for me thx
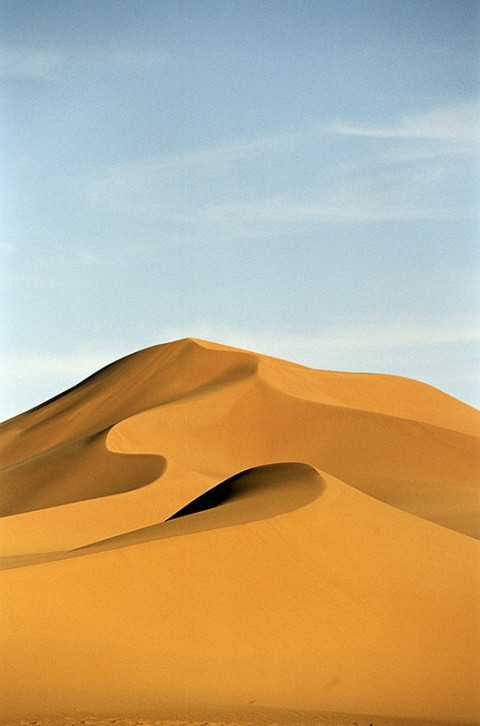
[1,0,479,420]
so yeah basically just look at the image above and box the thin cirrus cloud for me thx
[332,100,480,144]
[87,100,478,233]
[86,127,324,220]
[197,164,471,225]
[0,43,173,80]
[0,46,63,80]
[48,242,112,267]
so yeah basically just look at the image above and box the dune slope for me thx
[0,338,479,723]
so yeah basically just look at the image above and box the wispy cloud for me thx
[49,243,111,267]
[332,100,480,145]
[85,100,479,238]
[89,125,320,197]
[0,243,15,256]
[197,164,473,224]
[0,46,63,80]
[86,127,324,221]
[0,42,173,80]
[109,46,173,70]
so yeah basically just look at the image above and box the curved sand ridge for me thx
[0,338,479,723]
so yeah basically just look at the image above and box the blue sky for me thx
[1,0,479,419]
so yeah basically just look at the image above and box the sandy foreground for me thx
[0,339,479,726]
[0,710,473,726]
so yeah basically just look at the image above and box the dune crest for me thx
[0,338,479,723]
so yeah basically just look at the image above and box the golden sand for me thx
[1,339,479,725]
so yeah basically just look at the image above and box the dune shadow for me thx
[168,477,241,519]
[78,462,325,553]
[0,463,324,570]
[0,431,167,517]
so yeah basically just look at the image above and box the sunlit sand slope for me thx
[0,338,479,723]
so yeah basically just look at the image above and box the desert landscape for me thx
[1,338,479,726]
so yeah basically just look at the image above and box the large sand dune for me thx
[1,338,479,725]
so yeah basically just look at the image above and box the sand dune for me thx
[0,338,479,725]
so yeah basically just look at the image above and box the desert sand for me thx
[0,338,479,726]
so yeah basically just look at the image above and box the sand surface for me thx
[1,338,479,725]
[0,712,473,726]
